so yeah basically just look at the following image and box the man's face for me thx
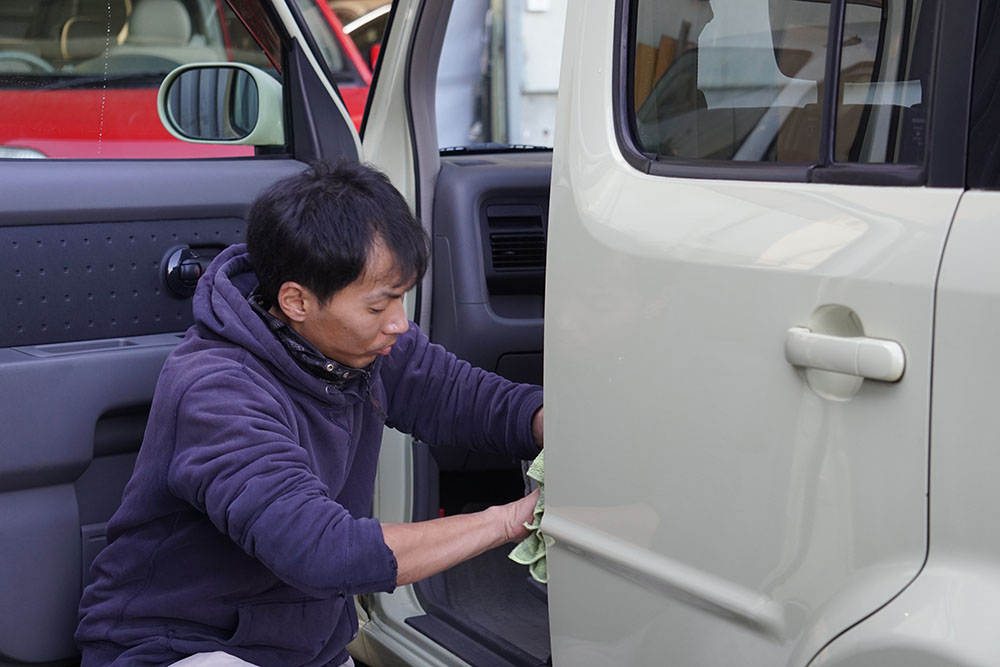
[290,243,412,369]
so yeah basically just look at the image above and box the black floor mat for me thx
[442,544,551,661]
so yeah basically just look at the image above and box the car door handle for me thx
[784,327,905,382]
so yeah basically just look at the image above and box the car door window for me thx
[630,0,930,166]
[343,4,389,64]
[288,0,368,86]
[0,0,281,159]
[0,0,365,661]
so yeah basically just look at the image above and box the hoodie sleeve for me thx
[165,369,398,598]
[380,325,543,460]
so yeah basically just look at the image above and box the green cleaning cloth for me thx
[508,451,552,583]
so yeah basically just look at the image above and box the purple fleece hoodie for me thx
[76,244,543,666]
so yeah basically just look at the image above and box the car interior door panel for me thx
[0,0,378,665]
[0,160,307,665]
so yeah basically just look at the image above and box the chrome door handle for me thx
[784,327,905,382]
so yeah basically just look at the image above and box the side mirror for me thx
[157,63,284,146]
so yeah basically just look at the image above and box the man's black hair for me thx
[246,160,429,306]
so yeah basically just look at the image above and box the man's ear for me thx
[274,282,312,323]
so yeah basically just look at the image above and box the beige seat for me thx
[74,0,222,74]
[52,0,129,66]
[60,16,110,63]
[125,0,192,46]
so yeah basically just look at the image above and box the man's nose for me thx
[384,301,409,335]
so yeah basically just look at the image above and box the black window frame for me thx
[967,0,1000,190]
[613,0,978,187]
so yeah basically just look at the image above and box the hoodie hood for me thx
[191,243,335,402]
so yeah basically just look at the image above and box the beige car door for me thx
[544,0,973,664]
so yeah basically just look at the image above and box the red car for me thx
[0,0,370,159]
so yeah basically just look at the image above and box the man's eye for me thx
[369,307,386,314]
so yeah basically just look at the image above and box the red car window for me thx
[0,0,368,159]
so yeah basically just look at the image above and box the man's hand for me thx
[500,487,541,542]
[532,406,544,448]
[382,487,542,587]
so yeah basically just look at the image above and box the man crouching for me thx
[76,160,543,666]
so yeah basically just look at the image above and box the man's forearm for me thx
[382,489,539,587]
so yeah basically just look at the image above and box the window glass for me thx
[343,5,389,64]
[0,0,281,159]
[631,0,928,165]
[436,0,566,150]
[289,0,364,84]
[834,0,927,163]
[286,0,370,130]
[292,0,346,75]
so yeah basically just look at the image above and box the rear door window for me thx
[630,0,931,168]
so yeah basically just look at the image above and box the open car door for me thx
[0,0,558,665]
[0,1,362,664]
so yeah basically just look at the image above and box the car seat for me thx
[73,0,222,74]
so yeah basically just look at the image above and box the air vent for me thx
[490,231,546,270]
[486,204,546,272]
